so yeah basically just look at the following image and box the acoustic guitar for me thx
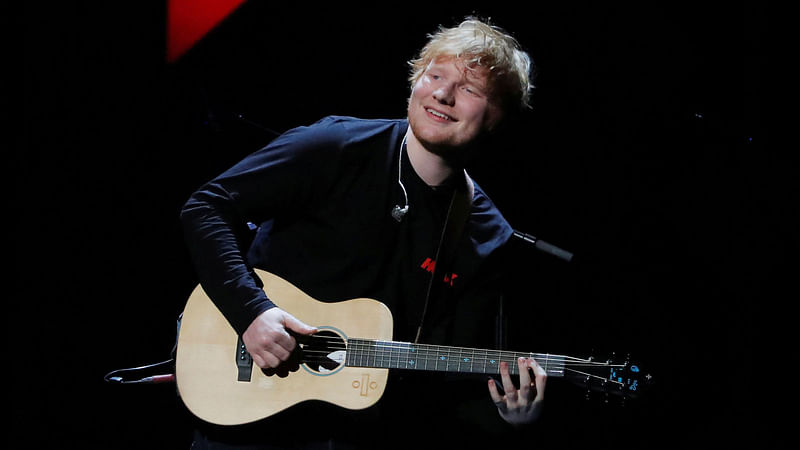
[176,269,650,425]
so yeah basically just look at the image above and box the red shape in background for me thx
[167,0,247,62]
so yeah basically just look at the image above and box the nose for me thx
[432,83,455,106]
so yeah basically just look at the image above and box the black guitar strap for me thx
[413,171,474,344]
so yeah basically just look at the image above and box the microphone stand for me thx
[512,230,574,262]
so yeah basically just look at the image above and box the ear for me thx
[407,77,420,107]
[484,104,505,134]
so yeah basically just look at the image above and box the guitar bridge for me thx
[236,335,253,382]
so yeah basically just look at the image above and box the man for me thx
[181,17,546,449]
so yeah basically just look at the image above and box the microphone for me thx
[392,134,410,222]
[512,230,574,262]
[391,204,409,222]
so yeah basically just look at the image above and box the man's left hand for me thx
[488,357,547,426]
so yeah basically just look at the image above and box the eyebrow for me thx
[428,62,490,88]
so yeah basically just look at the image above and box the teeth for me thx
[426,108,451,121]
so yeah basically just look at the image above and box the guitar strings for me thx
[299,334,621,367]
[299,352,621,375]
[296,335,625,375]
[562,368,626,385]
[350,338,614,364]
[297,344,629,391]
[302,335,586,361]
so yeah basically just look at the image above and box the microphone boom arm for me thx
[512,230,574,262]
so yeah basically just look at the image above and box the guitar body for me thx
[176,269,393,425]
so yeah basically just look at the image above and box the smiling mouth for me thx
[425,108,454,122]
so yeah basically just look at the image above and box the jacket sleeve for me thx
[179,117,345,335]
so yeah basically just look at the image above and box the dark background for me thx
[17,1,781,448]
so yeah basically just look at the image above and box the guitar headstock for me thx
[563,353,653,401]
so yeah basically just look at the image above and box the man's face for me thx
[407,57,503,159]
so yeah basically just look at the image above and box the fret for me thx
[482,349,495,374]
[485,351,496,372]
[460,348,473,373]
[345,338,356,367]
[398,342,410,369]
[396,342,404,369]
[347,339,355,367]
[384,341,393,369]
[377,341,385,368]
[396,343,402,369]
[438,345,448,372]
[440,346,450,373]
[362,339,370,367]
[402,342,411,369]
[508,351,519,375]
[353,339,360,366]
[345,340,353,366]
[394,341,402,369]
[389,342,395,368]
[356,339,364,367]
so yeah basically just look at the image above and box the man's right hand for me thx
[241,307,318,369]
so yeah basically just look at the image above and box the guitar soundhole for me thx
[300,329,347,375]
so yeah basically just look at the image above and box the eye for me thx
[462,85,483,97]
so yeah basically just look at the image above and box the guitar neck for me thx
[346,338,565,377]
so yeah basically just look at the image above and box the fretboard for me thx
[345,338,565,377]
